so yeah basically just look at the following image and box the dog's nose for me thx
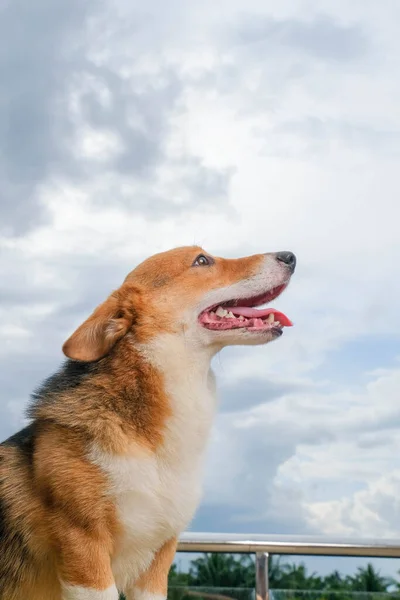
[276,251,296,273]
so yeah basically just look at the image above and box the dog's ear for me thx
[62,286,138,362]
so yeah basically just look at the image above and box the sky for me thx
[1,0,400,582]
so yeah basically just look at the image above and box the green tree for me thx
[348,564,392,592]
[323,570,350,591]
[278,563,323,591]
[189,553,255,588]
[268,556,287,589]
[169,562,192,587]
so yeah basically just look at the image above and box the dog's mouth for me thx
[198,284,292,335]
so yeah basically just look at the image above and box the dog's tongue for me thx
[230,306,293,326]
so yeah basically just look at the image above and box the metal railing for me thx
[177,533,400,600]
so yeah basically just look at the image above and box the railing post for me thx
[255,552,269,600]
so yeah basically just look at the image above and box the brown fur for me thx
[30,342,172,454]
[133,537,178,598]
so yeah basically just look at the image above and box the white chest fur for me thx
[89,336,217,591]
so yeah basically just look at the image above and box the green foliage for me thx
[347,565,394,592]
[274,562,323,590]
[169,562,192,586]
[119,555,400,600]
[188,553,256,588]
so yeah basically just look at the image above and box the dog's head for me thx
[62,246,296,362]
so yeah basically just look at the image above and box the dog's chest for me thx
[109,395,214,535]
[91,367,217,586]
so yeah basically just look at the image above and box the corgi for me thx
[0,246,296,600]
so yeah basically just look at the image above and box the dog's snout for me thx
[275,251,296,273]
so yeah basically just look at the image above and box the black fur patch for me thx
[1,423,36,467]
[34,359,98,398]
[27,359,99,418]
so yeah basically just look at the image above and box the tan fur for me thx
[134,537,178,596]
[0,245,294,599]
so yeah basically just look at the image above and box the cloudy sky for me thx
[1,0,400,579]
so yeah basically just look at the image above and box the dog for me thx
[0,245,296,600]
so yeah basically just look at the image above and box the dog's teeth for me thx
[216,307,228,317]
[227,311,235,319]
[267,313,275,323]
[238,315,245,321]
[274,321,281,326]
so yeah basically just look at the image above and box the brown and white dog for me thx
[0,245,296,600]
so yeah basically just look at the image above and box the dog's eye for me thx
[193,254,213,267]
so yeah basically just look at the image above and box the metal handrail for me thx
[178,532,400,558]
[177,533,400,600]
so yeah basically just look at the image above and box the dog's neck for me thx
[136,333,217,379]
[136,333,218,460]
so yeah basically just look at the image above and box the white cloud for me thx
[307,471,400,538]
[1,0,400,541]
[201,362,400,535]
